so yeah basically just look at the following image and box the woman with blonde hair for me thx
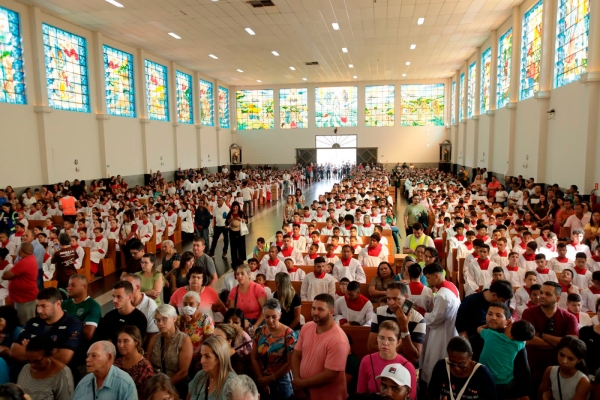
[115,326,155,399]
[213,324,246,375]
[273,272,301,330]
[188,336,236,400]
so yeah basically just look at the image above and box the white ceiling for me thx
[17,0,520,86]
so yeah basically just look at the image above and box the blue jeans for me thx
[265,374,292,400]
[391,226,401,250]
[196,227,209,246]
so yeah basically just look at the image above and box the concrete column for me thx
[90,32,109,178]
[490,30,499,111]
[28,6,52,183]
[136,49,149,173]
[506,5,522,176]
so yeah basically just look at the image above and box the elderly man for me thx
[223,374,259,400]
[73,341,138,399]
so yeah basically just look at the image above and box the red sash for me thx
[268,259,279,267]
[506,265,519,272]
[438,280,459,298]
[292,234,301,241]
[288,267,298,273]
[345,294,369,311]
[0,260,9,271]
[497,251,508,257]
[455,235,465,241]
[363,223,371,228]
[591,256,600,262]
[308,254,318,260]
[281,247,293,257]
[409,282,424,296]
[464,242,473,250]
[368,244,383,257]
[477,259,491,270]
[314,271,326,279]
[574,267,588,275]
[557,257,570,263]
[522,253,536,261]
[588,286,600,295]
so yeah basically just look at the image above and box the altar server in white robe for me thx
[277,235,304,265]
[419,263,460,385]
[333,281,374,326]
[259,246,287,281]
[164,205,178,237]
[138,214,154,244]
[300,257,336,301]
[89,227,108,275]
[178,205,194,235]
[358,234,389,267]
[333,245,366,283]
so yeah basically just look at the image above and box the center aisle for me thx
[92,178,344,315]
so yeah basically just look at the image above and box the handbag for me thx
[240,222,249,236]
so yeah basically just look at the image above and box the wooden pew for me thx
[394,254,409,275]
[52,216,64,226]
[81,246,91,283]
[173,217,182,245]
[336,281,370,299]
[301,301,312,323]
[265,280,302,295]
[99,239,117,277]
[342,326,372,361]
[27,220,45,230]
[145,226,157,255]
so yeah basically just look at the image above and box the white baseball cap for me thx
[376,363,411,388]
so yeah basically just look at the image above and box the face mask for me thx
[181,306,197,316]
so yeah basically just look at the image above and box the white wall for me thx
[477,115,490,168]
[492,107,511,175]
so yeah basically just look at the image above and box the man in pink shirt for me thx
[292,293,350,400]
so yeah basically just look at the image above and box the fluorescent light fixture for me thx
[245,28,256,35]
[353,75,357,79]
[237,69,243,72]
[417,17,425,25]
[410,44,416,49]
[348,64,353,68]
[406,61,411,65]
[168,32,181,39]
[272,51,279,56]
[290,66,296,70]
[302,78,307,81]
[342,47,348,53]
[105,0,124,7]
[209,54,218,59]
[257,80,262,83]
[402,74,407,77]
[332,23,340,30]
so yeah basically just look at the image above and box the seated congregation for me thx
[0,164,599,400]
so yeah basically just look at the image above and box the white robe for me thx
[138,221,153,244]
[300,273,336,301]
[164,212,178,236]
[420,284,460,384]
[90,237,108,264]
[277,247,304,265]
[154,216,167,245]
[178,210,194,234]
[358,245,389,267]
[258,257,287,281]
[332,258,366,283]
[333,295,374,326]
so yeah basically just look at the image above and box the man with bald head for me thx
[2,241,39,324]
[73,341,137,399]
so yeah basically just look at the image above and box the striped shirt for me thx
[370,305,427,345]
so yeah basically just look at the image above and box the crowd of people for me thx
[0,163,599,400]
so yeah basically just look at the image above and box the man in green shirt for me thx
[403,195,427,236]
[62,274,101,342]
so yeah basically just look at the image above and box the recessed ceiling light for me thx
[245,28,256,35]
[417,17,425,25]
[237,69,243,72]
[349,64,353,68]
[410,44,416,50]
[406,61,411,65]
[302,78,307,81]
[332,23,340,30]
[209,54,218,59]
[272,51,279,56]
[211,0,218,2]
[105,0,124,7]
[290,66,296,71]
[257,80,262,83]
[402,74,407,77]
[353,75,357,79]
[342,47,348,53]
[168,32,181,39]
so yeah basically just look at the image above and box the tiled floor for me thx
[91,179,408,314]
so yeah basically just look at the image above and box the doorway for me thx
[316,148,356,165]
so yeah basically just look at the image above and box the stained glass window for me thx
[555,0,589,87]
[279,88,308,129]
[451,81,456,125]
[0,6,26,105]
[460,73,465,121]
[521,0,544,100]
[467,62,476,118]
[103,45,134,117]
[176,71,193,124]
[218,86,230,128]
[315,86,358,128]
[42,24,89,112]
[199,79,214,126]
[236,89,274,130]
[365,85,395,127]
[144,60,168,121]
[400,84,444,126]
[497,29,513,108]
[481,47,492,113]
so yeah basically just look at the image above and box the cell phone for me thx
[402,299,414,315]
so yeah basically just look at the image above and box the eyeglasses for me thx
[446,360,468,370]
[377,336,397,344]
[154,317,170,325]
